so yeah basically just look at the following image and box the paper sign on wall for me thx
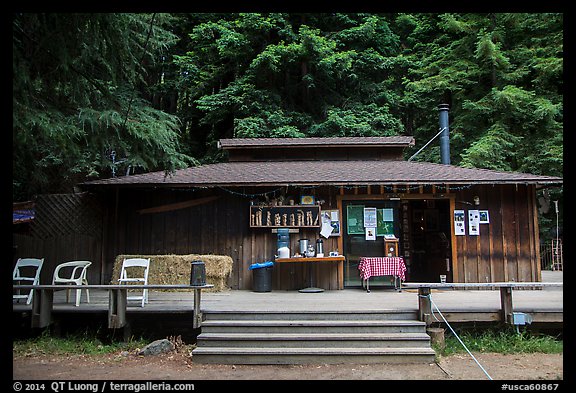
[468,209,480,236]
[479,210,490,224]
[365,227,376,241]
[454,210,465,236]
[363,207,377,228]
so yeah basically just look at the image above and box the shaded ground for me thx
[13,350,563,381]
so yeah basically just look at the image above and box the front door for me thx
[342,200,400,288]
[405,199,452,282]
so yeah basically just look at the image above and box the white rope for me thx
[424,293,493,380]
[408,127,446,161]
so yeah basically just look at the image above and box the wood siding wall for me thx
[13,193,104,286]
[13,184,541,288]
[453,184,541,283]
[98,187,341,290]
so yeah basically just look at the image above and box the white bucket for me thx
[277,247,290,259]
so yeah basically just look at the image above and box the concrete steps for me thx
[196,332,432,348]
[199,319,427,333]
[204,310,419,320]
[192,310,436,364]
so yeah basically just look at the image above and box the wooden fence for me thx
[540,239,563,271]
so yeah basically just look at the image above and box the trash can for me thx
[249,261,274,292]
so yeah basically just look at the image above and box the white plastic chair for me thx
[118,258,150,307]
[13,258,44,305]
[52,260,92,307]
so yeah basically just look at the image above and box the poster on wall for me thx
[363,207,377,228]
[479,210,490,224]
[365,227,376,241]
[468,209,480,236]
[454,210,465,236]
[320,210,341,238]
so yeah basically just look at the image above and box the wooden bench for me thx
[12,284,213,330]
[402,282,563,326]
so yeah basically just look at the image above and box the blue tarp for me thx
[13,209,35,224]
[249,261,274,270]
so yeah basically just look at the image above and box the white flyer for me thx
[320,221,334,238]
[454,210,465,236]
[468,209,480,236]
[365,227,376,240]
[363,207,377,227]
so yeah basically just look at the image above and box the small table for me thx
[274,256,346,292]
[358,257,406,293]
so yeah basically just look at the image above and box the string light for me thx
[216,186,286,199]
[209,184,474,199]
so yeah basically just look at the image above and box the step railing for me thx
[402,282,563,326]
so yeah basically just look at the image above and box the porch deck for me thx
[13,271,562,325]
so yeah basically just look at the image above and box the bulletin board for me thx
[377,208,395,236]
[346,205,365,235]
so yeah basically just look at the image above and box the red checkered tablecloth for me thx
[358,257,406,281]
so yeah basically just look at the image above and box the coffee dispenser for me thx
[299,239,309,255]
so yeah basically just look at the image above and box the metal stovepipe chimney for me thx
[438,104,451,165]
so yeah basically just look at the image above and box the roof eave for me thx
[80,179,563,189]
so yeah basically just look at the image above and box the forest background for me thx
[12,13,563,240]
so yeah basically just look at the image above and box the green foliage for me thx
[13,13,195,200]
[437,328,563,356]
[460,122,522,171]
[309,104,403,137]
[13,329,148,357]
[174,13,405,148]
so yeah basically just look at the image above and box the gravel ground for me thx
[13,350,563,381]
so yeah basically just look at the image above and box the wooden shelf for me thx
[249,205,321,228]
[274,256,345,263]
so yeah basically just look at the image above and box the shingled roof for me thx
[218,136,415,149]
[82,160,562,188]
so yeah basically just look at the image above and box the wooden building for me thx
[74,136,562,291]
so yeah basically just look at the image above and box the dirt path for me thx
[13,351,563,381]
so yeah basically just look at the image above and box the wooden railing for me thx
[12,284,213,330]
[540,239,563,271]
[402,282,563,326]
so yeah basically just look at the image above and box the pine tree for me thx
[12,13,195,200]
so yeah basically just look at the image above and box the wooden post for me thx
[122,321,132,342]
[108,288,127,329]
[418,287,432,325]
[500,286,513,325]
[427,327,446,350]
[31,289,53,328]
[449,196,459,282]
[193,288,202,329]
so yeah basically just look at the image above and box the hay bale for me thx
[111,254,233,292]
